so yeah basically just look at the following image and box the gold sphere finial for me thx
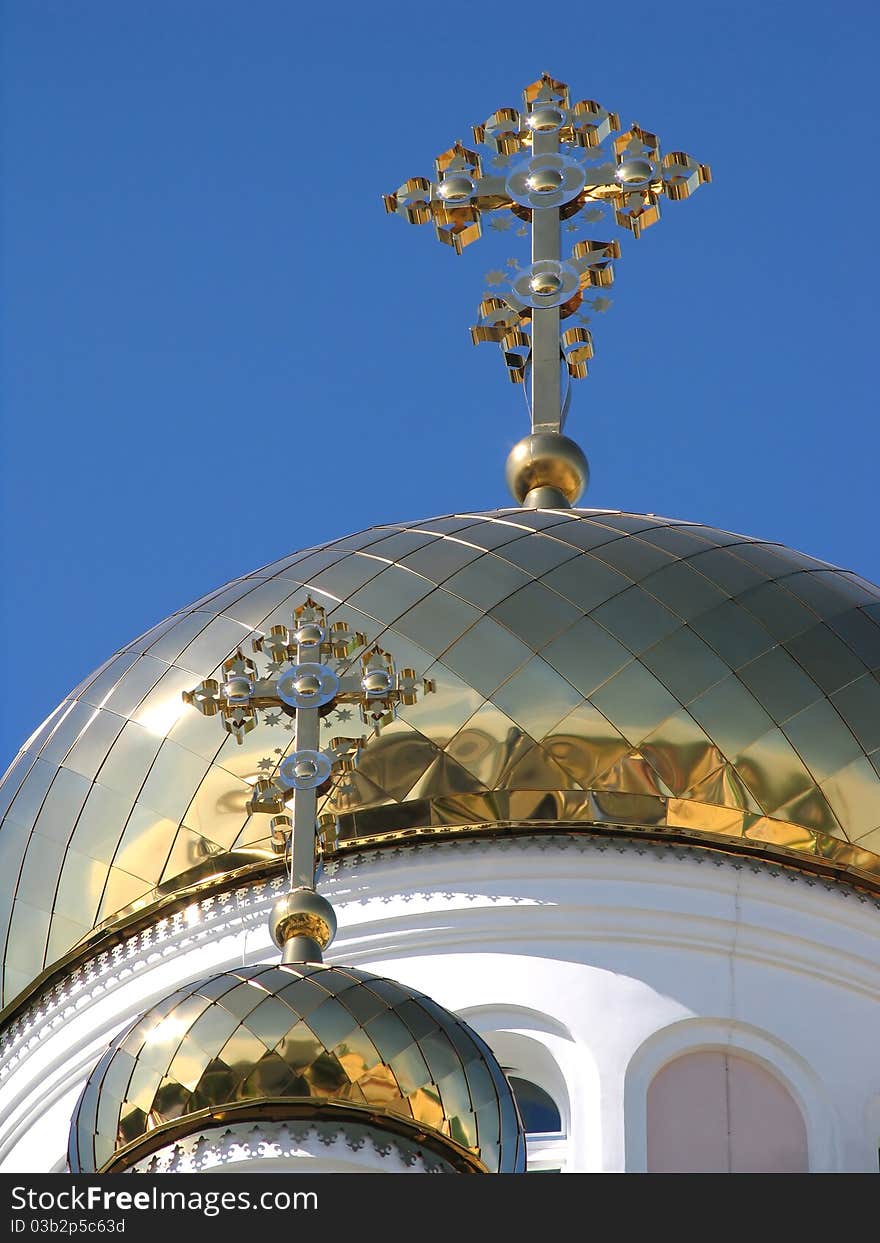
[505,432,589,507]
[269,888,337,962]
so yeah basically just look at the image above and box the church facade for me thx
[1,76,879,1175]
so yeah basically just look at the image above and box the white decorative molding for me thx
[3,834,879,1081]
[127,1120,457,1174]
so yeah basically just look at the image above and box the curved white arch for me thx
[623,1017,839,1172]
[459,1002,597,1173]
[456,1004,574,1044]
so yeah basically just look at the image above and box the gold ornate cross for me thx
[182,598,434,889]
[385,72,710,506]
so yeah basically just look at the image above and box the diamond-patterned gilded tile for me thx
[491,581,581,650]
[661,720,750,805]
[385,589,481,655]
[785,624,866,695]
[398,537,485,583]
[354,725,441,803]
[690,600,776,668]
[396,663,485,744]
[446,702,533,787]
[688,676,775,758]
[542,616,633,697]
[403,752,490,801]
[821,757,880,839]
[187,1005,241,1057]
[734,728,816,817]
[243,997,300,1048]
[590,751,672,798]
[592,535,676,580]
[736,580,818,642]
[782,698,864,784]
[345,566,435,622]
[495,533,578,576]
[218,1028,268,1073]
[10,510,880,1008]
[830,675,880,753]
[641,627,730,706]
[240,1051,298,1099]
[542,553,631,612]
[443,554,532,610]
[364,1010,418,1062]
[335,1026,382,1085]
[686,547,766,595]
[828,610,880,668]
[493,657,583,740]
[592,586,682,656]
[308,999,361,1050]
[738,646,825,724]
[545,700,629,786]
[641,560,728,621]
[591,662,681,748]
[306,554,388,601]
[505,742,583,791]
[275,1020,325,1073]
[441,618,533,698]
[772,786,841,837]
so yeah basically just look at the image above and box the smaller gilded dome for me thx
[68,963,525,1174]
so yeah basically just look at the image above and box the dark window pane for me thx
[509,1076,561,1133]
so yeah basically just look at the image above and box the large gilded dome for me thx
[69,962,525,1174]
[3,506,880,1009]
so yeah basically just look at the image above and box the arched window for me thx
[646,1050,808,1173]
[507,1076,562,1136]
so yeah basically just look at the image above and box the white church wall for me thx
[1,836,879,1173]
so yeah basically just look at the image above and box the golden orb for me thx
[529,271,563,296]
[437,174,475,202]
[269,887,337,952]
[615,157,654,185]
[526,166,565,193]
[528,105,565,133]
[505,432,589,507]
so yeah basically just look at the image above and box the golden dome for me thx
[68,962,526,1173]
[4,507,880,1009]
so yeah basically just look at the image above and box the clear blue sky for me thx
[2,0,878,770]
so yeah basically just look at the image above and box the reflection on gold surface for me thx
[666,800,745,836]
[68,963,525,1175]
[7,510,880,1006]
[744,818,817,852]
[682,763,761,814]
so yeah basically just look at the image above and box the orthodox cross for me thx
[385,72,710,505]
[182,598,434,891]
